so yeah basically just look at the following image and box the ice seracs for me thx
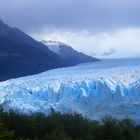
[0,58,140,122]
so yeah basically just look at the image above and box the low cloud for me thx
[31,27,140,58]
[102,49,116,56]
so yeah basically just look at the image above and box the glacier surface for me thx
[0,58,140,121]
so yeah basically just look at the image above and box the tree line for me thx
[0,107,140,140]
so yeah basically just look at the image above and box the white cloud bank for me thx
[31,28,140,58]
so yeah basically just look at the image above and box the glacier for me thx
[0,58,140,122]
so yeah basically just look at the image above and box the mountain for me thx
[42,40,99,65]
[0,58,140,122]
[0,19,99,81]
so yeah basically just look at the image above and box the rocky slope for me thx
[0,19,98,81]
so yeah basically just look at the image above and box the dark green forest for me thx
[0,107,140,140]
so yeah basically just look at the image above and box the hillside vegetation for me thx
[0,107,140,140]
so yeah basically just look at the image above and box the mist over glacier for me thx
[0,58,140,122]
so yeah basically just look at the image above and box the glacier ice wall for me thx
[0,59,140,121]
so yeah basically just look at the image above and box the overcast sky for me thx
[0,0,140,58]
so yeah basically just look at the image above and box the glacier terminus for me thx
[0,58,140,122]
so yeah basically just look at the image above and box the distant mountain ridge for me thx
[0,19,99,81]
[42,40,99,65]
